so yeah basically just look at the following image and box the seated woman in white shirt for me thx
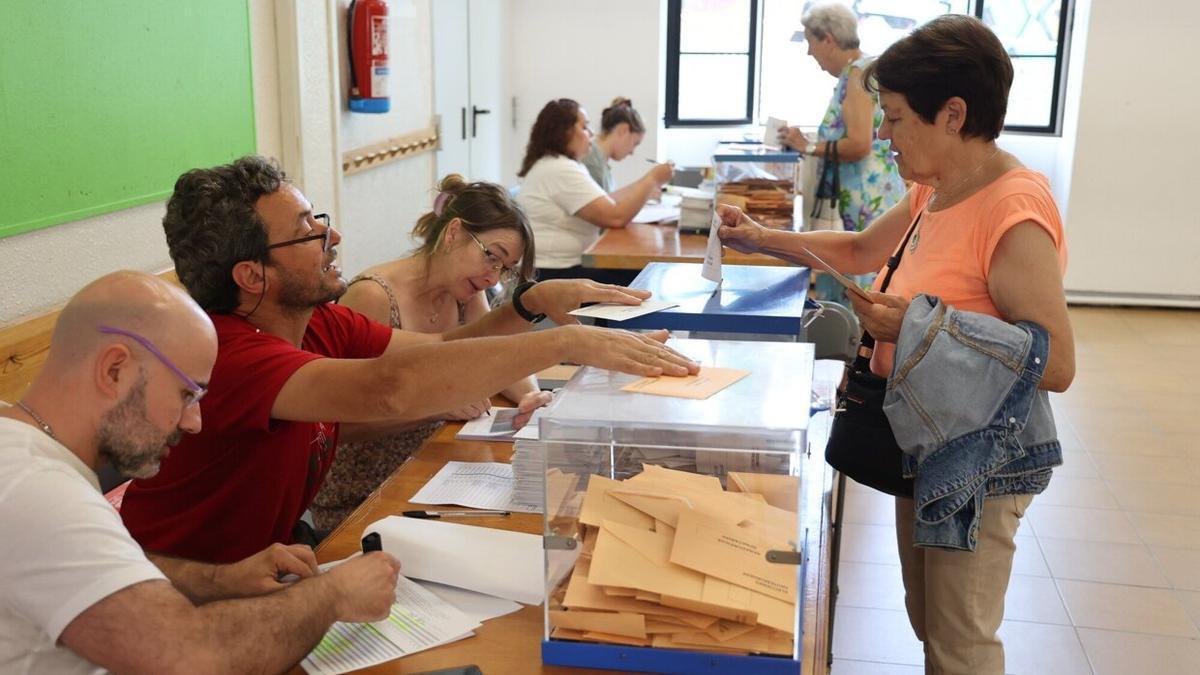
[516,98,673,284]
[581,97,645,192]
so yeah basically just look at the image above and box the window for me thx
[665,0,760,126]
[667,0,1074,135]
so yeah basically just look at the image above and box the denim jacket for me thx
[883,295,1062,551]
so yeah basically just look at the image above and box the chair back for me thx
[807,300,860,362]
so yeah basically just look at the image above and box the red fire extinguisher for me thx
[348,0,389,113]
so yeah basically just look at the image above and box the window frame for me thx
[664,0,761,127]
[664,0,1074,136]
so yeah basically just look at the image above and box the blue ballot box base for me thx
[542,640,800,674]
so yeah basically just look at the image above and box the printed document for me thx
[763,117,788,148]
[410,461,540,513]
[301,575,480,675]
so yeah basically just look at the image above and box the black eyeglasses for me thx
[465,230,520,283]
[267,213,334,253]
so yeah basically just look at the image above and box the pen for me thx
[403,510,511,519]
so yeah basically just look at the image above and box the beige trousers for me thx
[894,494,1033,675]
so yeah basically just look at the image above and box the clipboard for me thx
[801,246,873,302]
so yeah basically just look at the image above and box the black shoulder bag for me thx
[824,212,922,497]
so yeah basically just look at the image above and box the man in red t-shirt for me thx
[121,156,698,563]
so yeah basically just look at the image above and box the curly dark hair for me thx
[862,15,1012,141]
[162,156,284,313]
[517,98,581,177]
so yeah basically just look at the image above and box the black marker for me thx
[361,531,382,553]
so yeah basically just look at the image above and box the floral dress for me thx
[817,56,905,233]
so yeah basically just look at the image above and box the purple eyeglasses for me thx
[97,326,207,406]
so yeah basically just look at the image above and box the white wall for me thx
[0,2,282,325]
[0,0,438,325]
[504,0,664,189]
[1062,0,1200,304]
[335,0,436,273]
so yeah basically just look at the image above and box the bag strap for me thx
[828,140,839,209]
[852,210,923,371]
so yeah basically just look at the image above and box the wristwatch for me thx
[511,281,547,324]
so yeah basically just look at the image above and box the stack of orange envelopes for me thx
[547,465,802,656]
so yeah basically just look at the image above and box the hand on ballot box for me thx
[563,326,699,378]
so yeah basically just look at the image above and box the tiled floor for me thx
[829,306,1200,674]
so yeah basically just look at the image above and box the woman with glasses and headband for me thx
[310,174,540,531]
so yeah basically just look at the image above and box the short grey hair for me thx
[802,3,860,50]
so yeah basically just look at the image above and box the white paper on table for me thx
[764,116,788,148]
[301,575,480,675]
[415,580,523,624]
[633,202,680,224]
[702,209,723,283]
[409,461,540,513]
[567,299,679,321]
[364,515,545,605]
[454,408,544,442]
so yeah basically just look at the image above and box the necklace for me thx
[929,147,1000,208]
[15,400,56,440]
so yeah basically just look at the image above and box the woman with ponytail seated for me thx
[310,174,650,530]
[517,98,674,284]
[581,97,647,192]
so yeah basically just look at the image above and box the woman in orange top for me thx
[717,15,1074,674]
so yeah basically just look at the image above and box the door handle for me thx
[460,107,467,141]
[471,105,492,138]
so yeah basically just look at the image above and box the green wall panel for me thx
[0,1,256,238]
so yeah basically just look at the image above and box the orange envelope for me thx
[728,471,802,512]
[563,557,717,629]
[608,482,749,530]
[551,627,651,647]
[620,367,750,400]
[549,610,646,639]
[646,619,695,634]
[588,519,758,625]
[671,509,798,604]
[700,575,795,635]
[672,626,793,655]
[651,634,747,655]
[630,464,723,492]
[705,620,759,642]
[578,475,655,530]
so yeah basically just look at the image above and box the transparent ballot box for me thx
[534,338,815,674]
[713,143,802,231]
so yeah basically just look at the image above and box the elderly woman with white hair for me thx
[781,3,904,248]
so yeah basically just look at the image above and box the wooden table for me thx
[582,222,790,270]
[305,407,835,675]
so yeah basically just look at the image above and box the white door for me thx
[433,0,471,180]
[433,0,504,183]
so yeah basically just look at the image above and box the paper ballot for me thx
[801,246,872,301]
[568,299,679,322]
[454,408,543,442]
[701,210,723,283]
[364,515,548,605]
[301,575,480,675]
[763,117,788,149]
[409,461,540,513]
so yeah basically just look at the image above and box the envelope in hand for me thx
[578,475,655,530]
[588,518,758,625]
[671,509,797,604]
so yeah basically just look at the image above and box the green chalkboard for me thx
[0,1,257,239]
